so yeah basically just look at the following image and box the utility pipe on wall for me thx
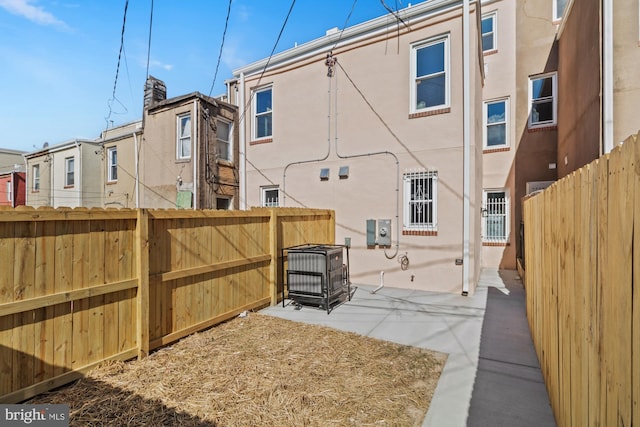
[193,99,198,210]
[461,0,470,296]
[239,72,247,210]
[133,131,140,208]
[602,0,614,154]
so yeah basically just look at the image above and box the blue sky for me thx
[0,0,425,153]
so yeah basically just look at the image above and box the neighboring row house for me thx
[228,0,639,294]
[23,79,240,210]
[0,148,26,207]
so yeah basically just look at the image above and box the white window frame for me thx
[32,164,40,192]
[216,119,233,161]
[253,86,273,140]
[6,181,11,202]
[65,157,75,187]
[260,185,279,207]
[481,12,497,52]
[483,98,509,149]
[410,35,450,114]
[528,72,557,129]
[482,189,509,243]
[177,114,192,160]
[403,171,438,231]
[107,147,117,182]
[553,0,568,21]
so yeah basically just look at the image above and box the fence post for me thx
[269,208,279,306]
[136,208,150,359]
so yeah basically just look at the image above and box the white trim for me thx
[528,72,557,128]
[483,97,509,148]
[481,11,497,52]
[402,170,438,231]
[410,34,450,114]
[260,185,279,207]
[107,146,117,182]
[64,156,74,187]
[32,164,40,191]
[603,0,614,154]
[482,189,510,243]
[5,181,11,202]
[216,118,233,161]
[176,113,192,160]
[252,85,273,141]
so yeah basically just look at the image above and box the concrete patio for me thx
[261,269,555,426]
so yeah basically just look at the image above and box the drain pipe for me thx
[461,0,470,296]
[371,271,385,294]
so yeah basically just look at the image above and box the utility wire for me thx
[208,0,233,97]
[105,0,130,128]
[145,0,154,79]
[330,0,358,53]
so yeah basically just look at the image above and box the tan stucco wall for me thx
[480,0,518,269]
[514,0,559,261]
[240,5,483,293]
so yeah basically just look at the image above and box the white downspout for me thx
[602,0,614,154]
[193,99,198,210]
[133,131,140,208]
[74,139,81,207]
[462,0,470,296]
[239,72,247,210]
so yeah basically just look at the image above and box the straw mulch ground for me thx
[28,312,446,426]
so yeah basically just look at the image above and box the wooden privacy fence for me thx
[0,206,334,403]
[523,133,639,427]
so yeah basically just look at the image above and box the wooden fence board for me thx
[524,136,640,427]
[1,207,334,402]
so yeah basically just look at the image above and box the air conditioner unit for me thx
[284,244,351,313]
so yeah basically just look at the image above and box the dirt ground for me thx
[28,312,446,426]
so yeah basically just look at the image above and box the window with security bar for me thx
[483,190,509,243]
[403,171,438,231]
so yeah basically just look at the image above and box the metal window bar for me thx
[407,170,436,230]
[484,194,507,242]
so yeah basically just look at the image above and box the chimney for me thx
[144,76,167,108]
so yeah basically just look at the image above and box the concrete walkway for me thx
[261,269,555,426]
[467,270,556,426]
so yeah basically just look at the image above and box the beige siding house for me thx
[25,139,103,208]
[230,0,484,294]
[141,79,240,209]
[99,120,143,208]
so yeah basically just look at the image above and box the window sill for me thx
[31,190,40,193]
[175,158,191,163]
[217,159,234,166]
[106,181,118,185]
[527,125,557,133]
[483,241,510,247]
[403,230,438,236]
[64,185,74,189]
[483,49,498,56]
[409,107,450,119]
[250,138,273,145]
[483,146,510,154]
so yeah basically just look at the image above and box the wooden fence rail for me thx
[523,133,639,427]
[0,206,335,403]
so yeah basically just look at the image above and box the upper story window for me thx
[529,73,557,128]
[411,35,449,113]
[261,185,279,207]
[107,147,117,182]
[484,98,508,148]
[65,157,75,187]
[177,114,192,160]
[5,181,11,202]
[553,0,568,21]
[32,164,40,191]
[403,170,438,231]
[481,13,497,52]
[253,87,273,140]
[217,119,232,161]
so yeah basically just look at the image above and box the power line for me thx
[208,0,233,98]
[145,0,154,79]
[105,0,130,128]
[330,0,358,53]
